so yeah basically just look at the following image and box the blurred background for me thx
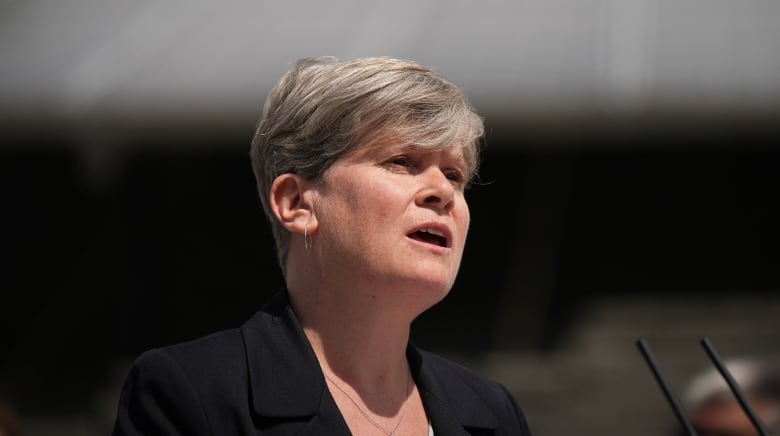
[2,0,780,435]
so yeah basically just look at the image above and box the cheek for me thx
[356,180,407,214]
[458,198,471,236]
[328,178,401,232]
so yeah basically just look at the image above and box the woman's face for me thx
[312,140,471,308]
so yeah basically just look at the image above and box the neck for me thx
[284,245,426,396]
[284,251,428,434]
[290,283,412,389]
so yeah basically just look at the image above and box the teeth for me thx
[421,228,445,238]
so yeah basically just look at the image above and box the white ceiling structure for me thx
[2,0,780,144]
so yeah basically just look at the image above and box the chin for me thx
[405,273,455,306]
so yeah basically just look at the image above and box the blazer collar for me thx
[241,290,498,434]
[241,290,326,418]
[409,346,500,434]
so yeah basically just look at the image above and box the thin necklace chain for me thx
[324,370,411,436]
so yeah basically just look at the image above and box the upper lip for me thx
[407,222,453,248]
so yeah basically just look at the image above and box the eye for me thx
[390,156,410,167]
[387,155,412,167]
[444,168,466,186]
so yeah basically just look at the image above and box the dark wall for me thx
[2,121,779,413]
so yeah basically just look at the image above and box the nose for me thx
[415,166,455,211]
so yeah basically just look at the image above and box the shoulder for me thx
[113,329,250,436]
[126,327,248,388]
[148,328,246,372]
[134,327,251,403]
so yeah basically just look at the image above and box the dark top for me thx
[112,291,533,435]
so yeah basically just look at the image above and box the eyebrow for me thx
[372,143,468,169]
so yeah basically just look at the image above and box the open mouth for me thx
[408,229,448,248]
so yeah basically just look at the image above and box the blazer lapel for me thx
[409,345,499,436]
[241,291,499,436]
[419,390,473,436]
[241,290,352,435]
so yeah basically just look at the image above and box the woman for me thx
[113,56,532,436]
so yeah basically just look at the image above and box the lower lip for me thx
[406,236,450,255]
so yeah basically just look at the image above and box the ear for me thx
[269,173,318,235]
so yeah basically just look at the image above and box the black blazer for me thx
[113,291,533,435]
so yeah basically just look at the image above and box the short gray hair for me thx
[250,56,484,273]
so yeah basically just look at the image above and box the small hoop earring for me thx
[304,223,312,253]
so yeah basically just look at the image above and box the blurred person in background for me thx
[676,358,780,436]
[112,56,533,435]
[0,399,20,436]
